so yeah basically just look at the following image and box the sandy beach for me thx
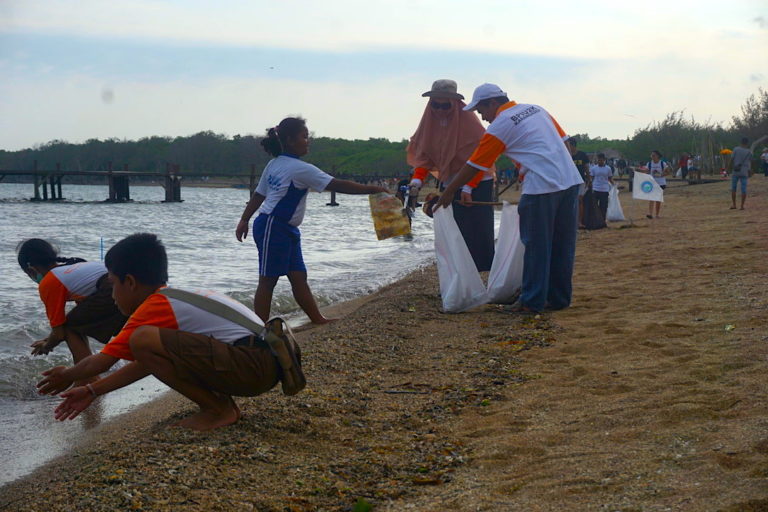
[1,175,767,511]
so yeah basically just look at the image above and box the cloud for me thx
[754,16,767,28]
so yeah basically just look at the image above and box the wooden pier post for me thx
[54,163,63,200]
[326,165,339,206]
[163,163,182,202]
[31,160,41,201]
[41,161,48,201]
[249,164,257,195]
[107,162,116,201]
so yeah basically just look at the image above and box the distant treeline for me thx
[1,88,765,177]
[0,133,414,178]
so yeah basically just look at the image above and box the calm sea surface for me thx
[0,182,446,485]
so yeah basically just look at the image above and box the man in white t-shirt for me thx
[435,83,583,313]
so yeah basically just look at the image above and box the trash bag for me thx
[486,202,525,304]
[582,189,606,230]
[675,168,682,178]
[606,184,626,222]
[433,205,487,313]
[369,192,411,240]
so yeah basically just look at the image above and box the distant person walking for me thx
[729,137,752,210]
[617,158,627,177]
[406,79,494,271]
[677,153,689,180]
[646,150,669,219]
[760,147,768,177]
[567,137,590,229]
[589,153,615,221]
[434,83,583,313]
[236,117,387,323]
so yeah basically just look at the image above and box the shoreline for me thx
[2,177,767,510]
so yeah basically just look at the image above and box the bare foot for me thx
[173,405,240,431]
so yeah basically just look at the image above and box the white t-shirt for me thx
[761,152,768,164]
[466,102,583,195]
[589,164,613,192]
[647,160,668,186]
[255,155,334,226]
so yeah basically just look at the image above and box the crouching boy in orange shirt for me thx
[37,233,283,431]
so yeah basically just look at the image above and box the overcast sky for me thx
[1,0,766,151]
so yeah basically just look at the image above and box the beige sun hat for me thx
[422,79,464,100]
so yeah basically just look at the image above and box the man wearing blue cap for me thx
[434,84,583,313]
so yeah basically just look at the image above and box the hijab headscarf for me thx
[406,97,488,185]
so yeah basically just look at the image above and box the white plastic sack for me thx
[675,168,682,178]
[606,184,626,222]
[486,202,525,303]
[433,205,488,313]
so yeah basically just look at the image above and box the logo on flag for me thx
[632,171,664,202]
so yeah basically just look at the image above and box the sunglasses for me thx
[430,101,452,110]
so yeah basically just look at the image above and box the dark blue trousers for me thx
[518,185,579,312]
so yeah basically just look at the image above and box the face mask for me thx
[27,269,44,283]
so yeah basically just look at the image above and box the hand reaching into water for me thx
[37,366,73,395]
[30,338,58,356]
[55,386,95,421]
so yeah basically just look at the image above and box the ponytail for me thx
[260,117,307,157]
[260,127,283,157]
[56,256,87,266]
[16,238,85,270]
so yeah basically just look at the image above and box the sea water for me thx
[0,182,443,485]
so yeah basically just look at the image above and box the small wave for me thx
[0,354,73,400]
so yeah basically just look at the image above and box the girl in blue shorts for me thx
[236,117,388,324]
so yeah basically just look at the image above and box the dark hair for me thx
[651,150,662,158]
[597,153,606,159]
[105,233,168,286]
[16,238,85,270]
[567,136,579,145]
[260,117,307,157]
[741,137,749,145]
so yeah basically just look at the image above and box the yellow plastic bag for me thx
[369,193,411,240]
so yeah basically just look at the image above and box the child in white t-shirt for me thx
[235,117,388,324]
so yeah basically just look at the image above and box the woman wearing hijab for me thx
[407,79,495,272]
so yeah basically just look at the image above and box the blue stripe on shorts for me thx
[253,214,306,277]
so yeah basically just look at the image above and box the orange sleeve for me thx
[466,170,485,188]
[467,133,506,170]
[548,114,568,140]
[101,294,178,360]
[411,167,429,181]
[38,273,69,327]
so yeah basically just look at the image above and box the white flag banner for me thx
[632,171,664,202]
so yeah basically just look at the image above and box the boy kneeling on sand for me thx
[37,233,282,431]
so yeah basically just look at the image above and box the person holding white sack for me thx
[434,83,583,314]
[646,150,668,219]
[406,79,495,272]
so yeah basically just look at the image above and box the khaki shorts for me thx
[66,275,128,343]
[159,328,280,397]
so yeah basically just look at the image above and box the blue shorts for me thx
[731,175,748,194]
[253,214,306,277]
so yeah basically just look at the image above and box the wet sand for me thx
[2,175,767,511]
